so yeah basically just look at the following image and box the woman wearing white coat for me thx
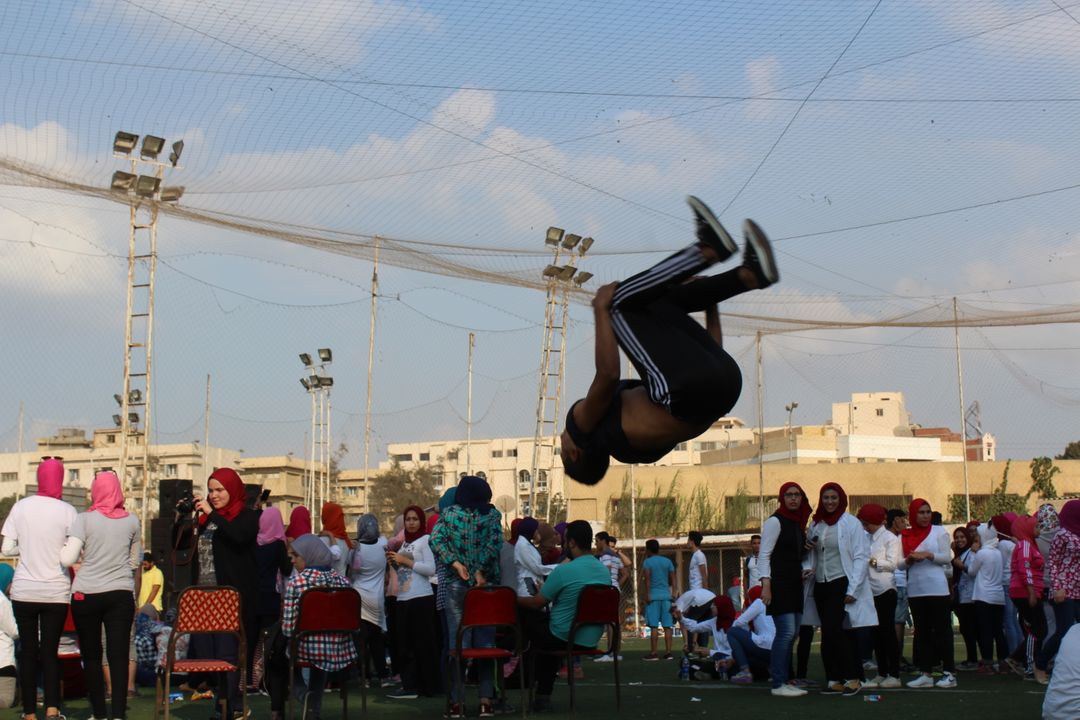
[805,483,876,696]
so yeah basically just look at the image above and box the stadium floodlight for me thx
[317,376,334,388]
[112,414,123,427]
[308,374,320,388]
[557,265,577,281]
[542,264,561,278]
[169,140,184,167]
[128,389,142,404]
[134,175,161,198]
[159,186,185,202]
[579,236,594,254]
[140,135,166,160]
[545,227,564,246]
[573,271,594,286]
[128,412,140,424]
[299,353,313,366]
[111,171,137,192]
[113,131,138,155]
[318,348,332,362]
[300,377,311,391]
[113,393,124,406]
[561,233,581,250]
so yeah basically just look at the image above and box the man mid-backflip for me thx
[561,196,779,485]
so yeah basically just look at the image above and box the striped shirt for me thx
[282,568,358,671]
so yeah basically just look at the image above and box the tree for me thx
[723,482,753,532]
[0,495,16,530]
[366,461,441,532]
[1026,457,1061,501]
[948,459,1026,522]
[1056,441,1080,460]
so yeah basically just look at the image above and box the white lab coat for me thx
[805,513,876,628]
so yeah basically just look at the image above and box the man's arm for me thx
[573,283,621,433]
[617,564,629,587]
[518,594,548,611]
[667,568,675,598]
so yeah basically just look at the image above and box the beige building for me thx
[381,417,755,520]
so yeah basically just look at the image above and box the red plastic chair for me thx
[532,584,621,712]
[160,586,247,720]
[287,587,365,720]
[446,586,525,718]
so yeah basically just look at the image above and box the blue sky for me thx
[1,0,1079,465]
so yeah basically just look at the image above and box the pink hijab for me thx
[89,471,128,519]
[36,458,64,499]
[257,507,287,546]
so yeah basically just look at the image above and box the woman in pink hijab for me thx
[59,471,142,719]
[0,458,77,720]
[1006,515,1049,684]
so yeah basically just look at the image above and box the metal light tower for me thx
[109,131,184,527]
[785,401,799,464]
[528,227,594,520]
[300,350,333,520]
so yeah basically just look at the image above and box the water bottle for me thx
[679,652,691,680]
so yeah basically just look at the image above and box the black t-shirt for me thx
[565,380,669,464]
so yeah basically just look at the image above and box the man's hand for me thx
[593,282,618,311]
[760,580,772,606]
[844,595,856,605]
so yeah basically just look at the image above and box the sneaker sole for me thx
[687,195,737,258]
[743,218,778,284]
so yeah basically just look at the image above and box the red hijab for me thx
[36,458,64,499]
[901,498,933,556]
[745,584,763,608]
[812,482,848,526]
[321,502,353,549]
[286,506,312,539]
[774,482,812,527]
[203,467,247,524]
[713,595,736,631]
[403,505,427,543]
[1011,515,1037,544]
[856,503,887,527]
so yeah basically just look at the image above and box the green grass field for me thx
[77,637,1046,720]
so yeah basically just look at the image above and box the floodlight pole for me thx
[362,237,380,511]
[466,333,475,472]
[954,297,971,522]
[756,332,766,522]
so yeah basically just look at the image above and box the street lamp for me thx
[298,348,333,518]
[785,401,799,464]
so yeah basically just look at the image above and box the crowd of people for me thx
[657,483,1080,719]
[1,458,1078,719]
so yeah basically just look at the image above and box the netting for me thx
[2,1,1079,466]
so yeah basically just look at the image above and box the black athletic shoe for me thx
[742,218,779,288]
[687,195,737,261]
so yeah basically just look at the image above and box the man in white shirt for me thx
[687,531,707,591]
[745,534,761,588]
[674,587,716,654]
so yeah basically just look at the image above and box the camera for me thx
[175,493,196,514]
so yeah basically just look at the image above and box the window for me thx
[537,470,547,490]
[0,472,16,483]
[393,453,413,463]
[492,450,503,458]
[476,471,487,480]
[164,464,178,477]
[68,469,79,483]
[875,408,884,417]
[418,452,430,462]
[447,450,459,461]
[507,449,517,458]
[344,486,359,497]
[106,434,116,443]
[518,470,531,489]
[674,442,688,451]
[693,441,720,452]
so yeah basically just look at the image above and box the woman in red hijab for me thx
[806,483,876,695]
[319,502,352,575]
[191,467,258,718]
[285,505,312,540]
[1007,515,1049,683]
[900,499,957,689]
[385,505,439,699]
[757,482,812,697]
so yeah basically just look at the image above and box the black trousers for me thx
[610,245,745,424]
[973,601,1007,663]
[909,595,954,673]
[358,620,387,680]
[954,602,978,664]
[813,577,862,682]
[71,589,136,720]
[189,633,242,715]
[872,590,899,678]
[1011,597,1048,670]
[12,600,68,714]
[795,625,815,679]
[395,595,440,696]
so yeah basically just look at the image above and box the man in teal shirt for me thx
[518,520,610,712]
[642,539,676,660]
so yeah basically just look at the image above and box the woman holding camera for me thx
[192,467,258,720]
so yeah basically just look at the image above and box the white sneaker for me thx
[594,654,621,663]
[879,676,902,689]
[863,675,884,688]
[863,660,878,672]
[770,684,808,697]
[906,674,935,689]
[935,672,957,688]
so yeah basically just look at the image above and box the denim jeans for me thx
[1002,583,1023,654]
[1040,598,1079,669]
[769,612,800,688]
[444,578,496,702]
[727,627,770,675]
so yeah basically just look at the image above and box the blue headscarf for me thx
[438,487,457,512]
[456,475,492,514]
[0,563,14,596]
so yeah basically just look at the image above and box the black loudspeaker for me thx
[151,516,196,609]
[244,484,263,510]
[159,479,194,517]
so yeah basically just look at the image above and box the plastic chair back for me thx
[296,587,362,634]
[461,585,518,628]
[573,584,620,626]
